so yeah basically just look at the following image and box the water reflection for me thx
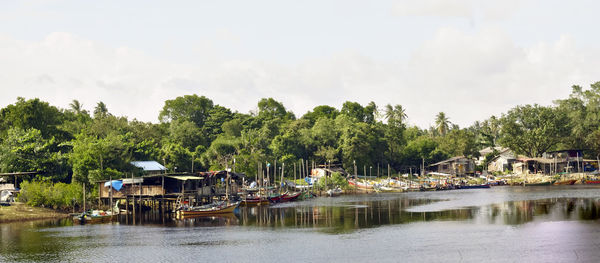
[3,192,600,261]
[160,197,600,233]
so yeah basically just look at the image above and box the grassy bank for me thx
[0,202,69,224]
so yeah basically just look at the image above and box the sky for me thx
[1,0,599,128]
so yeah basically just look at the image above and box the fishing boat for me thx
[554,179,577,185]
[280,192,301,202]
[268,193,283,203]
[176,201,239,217]
[240,197,270,206]
[584,180,600,184]
[348,179,374,189]
[73,210,114,224]
[524,181,554,186]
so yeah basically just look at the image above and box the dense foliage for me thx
[1,81,600,187]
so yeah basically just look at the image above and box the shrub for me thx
[19,181,83,210]
[315,172,349,190]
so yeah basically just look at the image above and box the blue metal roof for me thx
[130,161,166,171]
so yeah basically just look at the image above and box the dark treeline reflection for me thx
[168,197,600,233]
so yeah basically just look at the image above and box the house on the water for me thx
[98,160,246,207]
[512,149,598,174]
[429,156,475,176]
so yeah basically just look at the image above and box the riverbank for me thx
[0,202,69,224]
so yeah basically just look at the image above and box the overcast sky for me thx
[1,0,599,128]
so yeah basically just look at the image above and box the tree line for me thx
[1,81,599,186]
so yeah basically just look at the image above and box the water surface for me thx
[2,186,600,262]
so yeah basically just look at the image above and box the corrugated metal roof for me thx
[131,161,166,171]
[166,175,204,181]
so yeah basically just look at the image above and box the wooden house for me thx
[429,156,475,176]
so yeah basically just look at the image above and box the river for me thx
[2,186,600,262]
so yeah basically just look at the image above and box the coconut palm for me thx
[94,101,108,119]
[385,104,407,127]
[435,112,450,136]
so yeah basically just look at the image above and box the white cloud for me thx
[0,30,599,128]
[392,0,524,21]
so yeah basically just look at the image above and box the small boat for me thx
[73,210,114,224]
[348,180,374,189]
[554,179,577,185]
[240,197,269,206]
[326,188,343,197]
[458,184,491,189]
[524,181,554,186]
[277,192,301,202]
[584,180,600,184]
[176,202,239,217]
[268,193,283,203]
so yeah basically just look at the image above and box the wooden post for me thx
[139,180,142,222]
[83,183,86,212]
[281,163,285,193]
[364,165,367,194]
[109,174,113,217]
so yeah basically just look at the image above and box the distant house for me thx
[486,148,517,172]
[131,161,167,175]
[429,156,475,176]
[478,147,512,165]
[310,165,348,178]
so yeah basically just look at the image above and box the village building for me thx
[310,165,348,178]
[511,149,598,174]
[429,156,475,177]
[98,160,246,208]
[486,148,517,173]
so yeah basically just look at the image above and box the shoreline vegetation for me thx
[1,82,600,215]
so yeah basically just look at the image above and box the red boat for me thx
[585,180,600,184]
[280,192,301,202]
[554,179,577,185]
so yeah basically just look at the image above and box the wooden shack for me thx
[429,156,475,177]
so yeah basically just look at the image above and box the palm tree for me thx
[385,104,407,127]
[94,101,108,119]
[69,100,83,114]
[435,112,450,136]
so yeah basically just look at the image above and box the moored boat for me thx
[176,201,239,217]
[554,179,577,185]
[240,197,269,206]
[280,192,301,202]
[326,188,343,197]
[584,180,600,184]
[73,210,114,224]
[348,180,374,189]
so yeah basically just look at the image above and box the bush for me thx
[315,172,349,190]
[19,181,83,210]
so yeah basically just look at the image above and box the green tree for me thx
[499,104,569,157]
[0,128,66,181]
[159,95,214,127]
[0,97,67,140]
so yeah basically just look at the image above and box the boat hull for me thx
[240,199,269,206]
[73,215,113,224]
[585,180,600,184]
[176,203,238,217]
[554,180,577,185]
